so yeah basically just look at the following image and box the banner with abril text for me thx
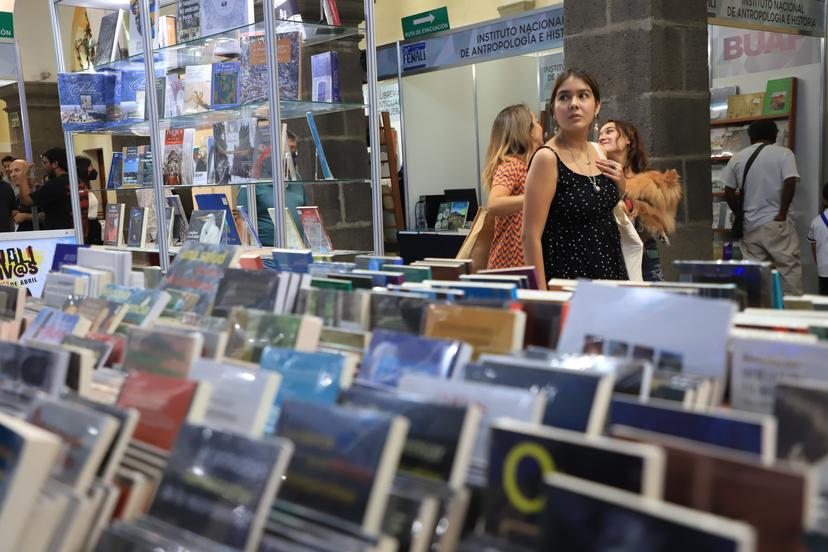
[0,230,76,298]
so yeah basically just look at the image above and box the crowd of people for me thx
[0,147,101,244]
[481,68,820,294]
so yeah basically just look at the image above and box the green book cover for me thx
[225,309,303,363]
[381,264,431,283]
[762,77,793,116]
[311,278,353,292]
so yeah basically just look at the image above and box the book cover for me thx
[122,326,202,378]
[165,76,185,117]
[726,92,765,119]
[194,193,242,245]
[136,145,154,187]
[61,335,113,370]
[0,285,24,321]
[277,31,301,101]
[163,128,185,186]
[186,209,226,244]
[126,207,148,248]
[275,400,408,535]
[762,77,794,116]
[213,268,281,317]
[297,206,333,253]
[190,360,281,437]
[116,371,208,453]
[323,0,341,25]
[159,242,240,315]
[210,121,231,184]
[447,201,469,230]
[183,64,212,114]
[122,147,139,186]
[260,347,345,433]
[250,122,272,180]
[227,118,256,180]
[0,341,69,396]
[305,112,333,179]
[211,61,241,109]
[485,419,663,547]
[224,309,315,363]
[199,0,254,37]
[341,385,478,486]
[27,398,118,494]
[104,203,126,247]
[176,0,200,42]
[108,152,124,189]
[57,72,113,131]
[128,0,158,56]
[165,194,189,244]
[424,303,526,358]
[369,292,429,335]
[94,11,122,66]
[359,329,468,387]
[271,248,314,273]
[240,34,268,104]
[311,51,340,103]
[149,424,292,550]
[399,374,546,468]
[434,202,452,230]
[117,67,147,125]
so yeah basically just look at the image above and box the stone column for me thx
[564,1,712,279]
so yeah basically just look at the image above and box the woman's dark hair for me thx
[822,182,828,203]
[42,147,68,171]
[75,155,92,184]
[550,68,602,105]
[607,120,649,174]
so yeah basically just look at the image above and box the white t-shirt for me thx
[722,143,799,233]
[808,209,828,277]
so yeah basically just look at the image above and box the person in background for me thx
[483,104,543,269]
[808,183,828,295]
[599,120,682,281]
[522,68,628,289]
[723,119,803,295]
[238,130,306,247]
[9,159,36,231]
[2,155,15,184]
[0,167,14,233]
[18,148,74,230]
[75,156,98,244]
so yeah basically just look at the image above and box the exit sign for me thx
[0,12,12,39]
[402,7,449,40]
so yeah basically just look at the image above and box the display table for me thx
[398,229,468,264]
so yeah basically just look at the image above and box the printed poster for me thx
[0,230,77,298]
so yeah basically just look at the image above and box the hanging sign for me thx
[707,0,826,38]
[401,7,564,74]
[0,12,12,39]
[402,7,450,40]
[0,230,77,298]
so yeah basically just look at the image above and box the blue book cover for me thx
[57,72,113,131]
[0,424,24,499]
[355,255,403,271]
[194,193,242,245]
[609,397,767,458]
[277,32,301,101]
[359,329,464,387]
[260,347,344,434]
[107,152,124,189]
[274,400,396,528]
[434,282,518,301]
[340,384,470,482]
[271,249,313,273]
[311,51,340,103]
[50,244,88,272]
[211,61,241,109]
[117,67,147,124]
[463,362,605,432]
[305,112,333,179]
[122,147,139,186]
[486,423,651,548]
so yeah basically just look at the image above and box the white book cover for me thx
[199,0,255,37]
[77,248,133,287]
[558,281,736,379]
[730,337,828,414]
[190,359,282,438]
[183,64,212,115]
[398,373,547,467]
[42,273,89,309]
[14,490,68,552]
[26,399,118,495]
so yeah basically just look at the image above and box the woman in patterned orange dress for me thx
[484,104,544,269]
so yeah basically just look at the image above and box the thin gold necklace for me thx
[560,136,600,192]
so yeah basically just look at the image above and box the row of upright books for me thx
[2,247,828,550]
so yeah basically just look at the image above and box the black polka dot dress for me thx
[533,147,628,281]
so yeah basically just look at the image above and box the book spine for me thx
[305,112,333,180]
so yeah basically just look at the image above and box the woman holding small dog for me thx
[598,120,682,281]
[522,69,628,289]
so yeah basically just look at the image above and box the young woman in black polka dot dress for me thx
[522,68,629,289]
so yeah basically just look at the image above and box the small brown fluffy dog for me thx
[622,169,683,245]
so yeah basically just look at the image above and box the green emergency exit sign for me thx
[402,7,449,40]
[0,13,13,39]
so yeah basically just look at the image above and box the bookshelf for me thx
[47,0,383,272]
[710,78,797,260]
